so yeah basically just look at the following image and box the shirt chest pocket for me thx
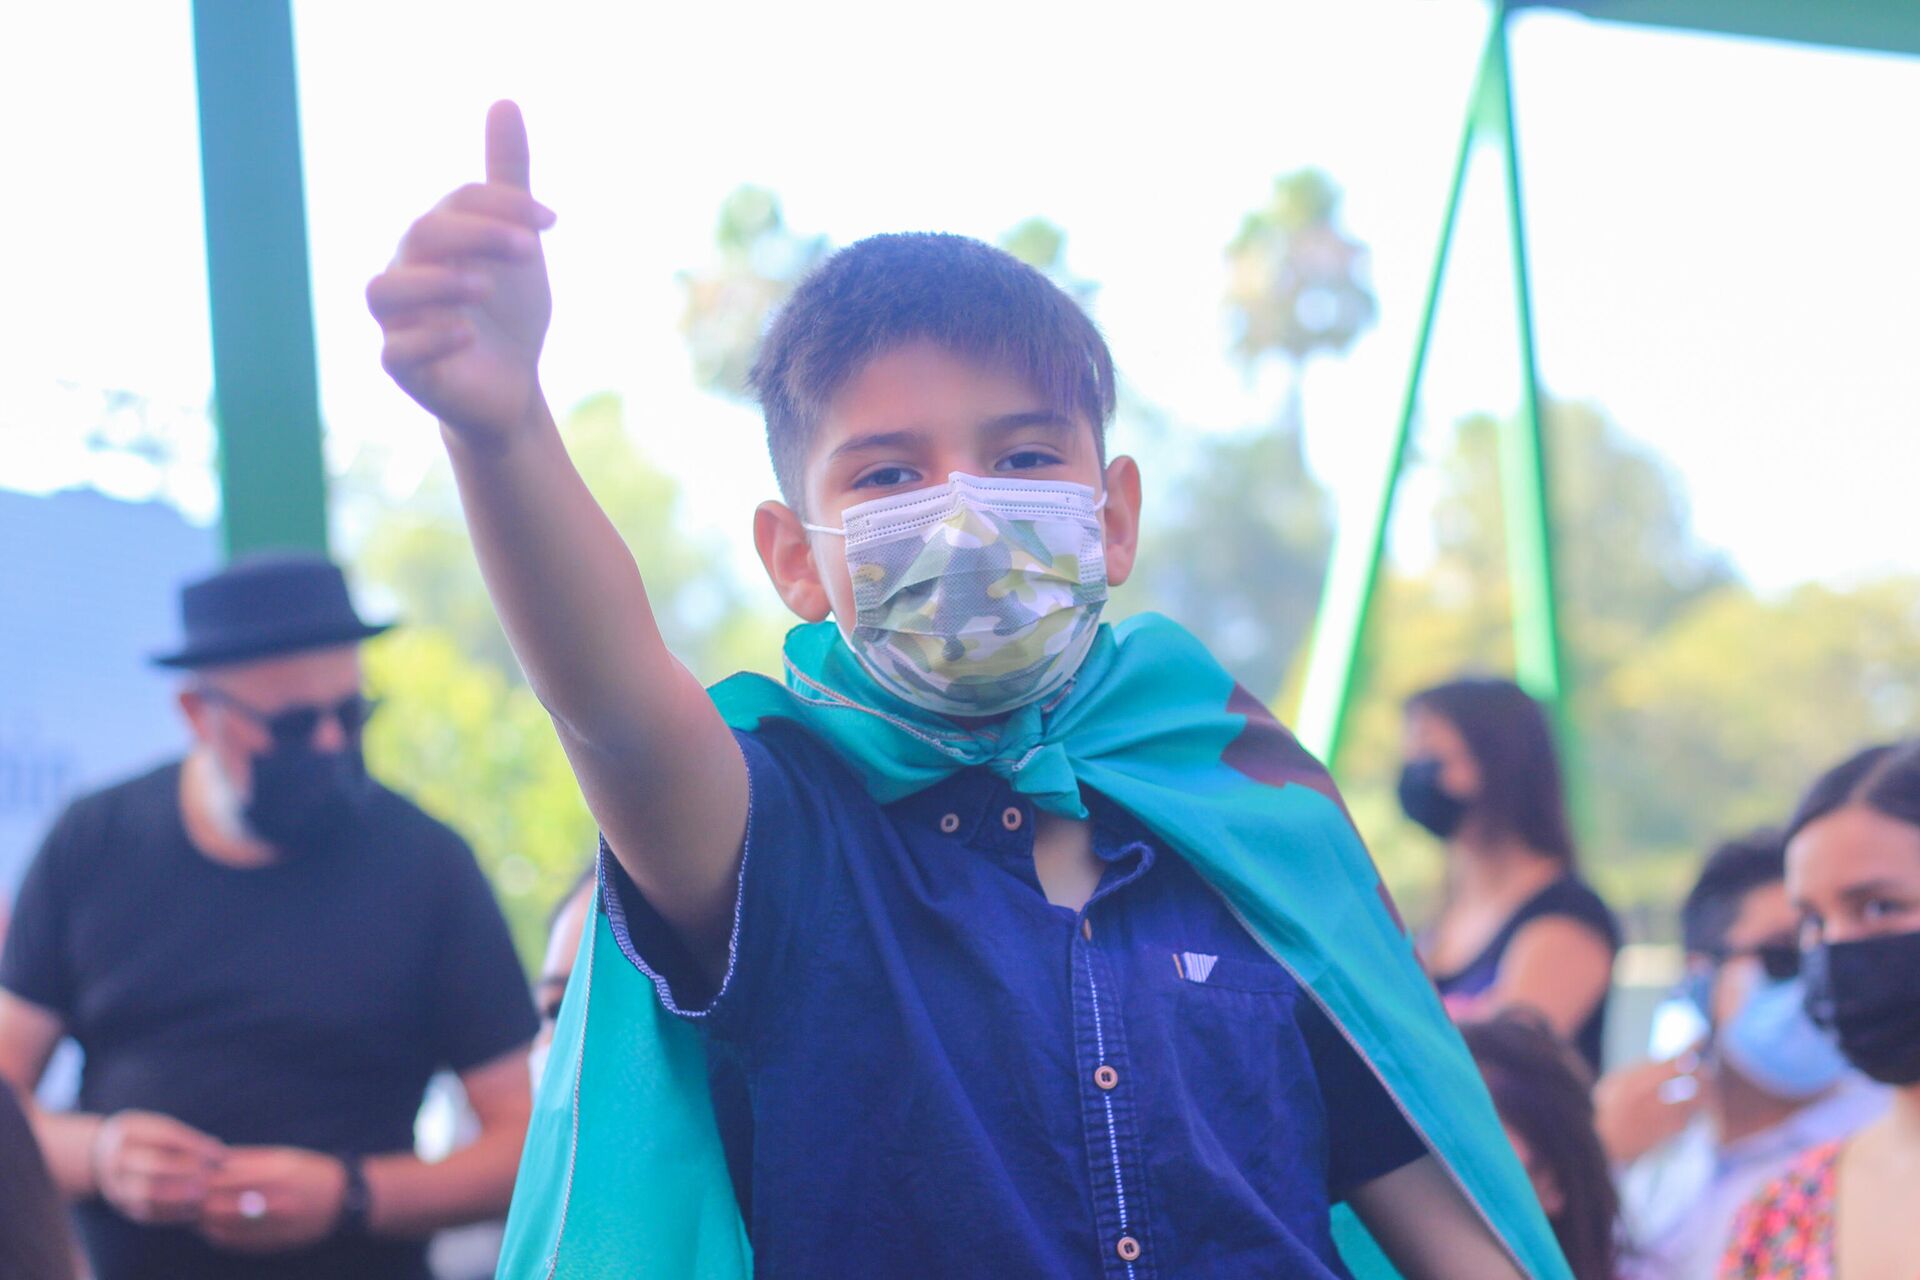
[1146,950,1331,1176]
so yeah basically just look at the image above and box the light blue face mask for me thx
[1719,973,1850,1101]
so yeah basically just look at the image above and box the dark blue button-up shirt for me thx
[606,723,1424,1278]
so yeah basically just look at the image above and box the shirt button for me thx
[1094,1065,1119,1091]
[939,813,961,835]
[1001,806,1024,831]
[1116,1236,1141,1262]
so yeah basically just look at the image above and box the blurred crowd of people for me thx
[1394,677,1920,1280]
[4,553,1918,1279]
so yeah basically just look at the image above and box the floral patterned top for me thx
[1719,1140,1841,1280]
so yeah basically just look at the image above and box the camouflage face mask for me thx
[806,472,1109,717]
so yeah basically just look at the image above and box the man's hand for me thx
[92,1110,226,1225]
[368,99,557,446]
[1593,1052,1706,1165]
[198,1146,349,1254]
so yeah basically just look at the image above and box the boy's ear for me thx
[754,500,832,623]
[1100,455,1144,589]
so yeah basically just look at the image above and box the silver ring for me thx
[237,1189,268,1220]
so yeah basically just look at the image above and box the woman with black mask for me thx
[1722,739,1920,1279]
[1400,677,1620,1073]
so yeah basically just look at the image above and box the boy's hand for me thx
[368,100,557,445]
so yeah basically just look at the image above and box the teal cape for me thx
[497,615,1571,1279]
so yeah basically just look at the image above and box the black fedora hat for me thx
[152,551,395,669]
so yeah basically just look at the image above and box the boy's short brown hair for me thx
[748,233,1117,510]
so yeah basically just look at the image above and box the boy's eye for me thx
[853,465,921,490]
[998,450,1063,472]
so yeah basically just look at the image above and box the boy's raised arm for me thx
[368,102,747,970]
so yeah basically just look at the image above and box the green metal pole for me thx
[1293,13,1501,765]
[1486,9,1573,747]
[192,0,329,558]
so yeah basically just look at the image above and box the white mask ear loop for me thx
[801,488,1107,538]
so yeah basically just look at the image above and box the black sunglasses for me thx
[1708,941,1801,983]
[200,688,380,747]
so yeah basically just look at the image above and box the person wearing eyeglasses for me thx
[1595,829,1885,1280]
[0,553,538,1280]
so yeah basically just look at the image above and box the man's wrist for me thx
[85,1112,115,1199]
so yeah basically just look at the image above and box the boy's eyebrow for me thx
[825,429,923,462]
[981,410,1076,436]
[826,412,1072,464]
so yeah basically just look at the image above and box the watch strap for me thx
[335,1154,371,1237]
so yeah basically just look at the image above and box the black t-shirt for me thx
[0,762,538,1280]
[1430,875,1621,1073]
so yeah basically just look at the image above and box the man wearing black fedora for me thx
[0,552,538,1280]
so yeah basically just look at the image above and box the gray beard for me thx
[193,749,260,846]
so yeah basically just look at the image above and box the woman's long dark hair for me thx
[1785,738,1920,844]
[1407,677,1577,867]
[0,1082,75,1280]
[1461,1013,1618,1280]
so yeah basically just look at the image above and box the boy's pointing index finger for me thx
[485,99,532,192]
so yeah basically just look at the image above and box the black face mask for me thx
[1803,928,1920,1086]
[244,744,372,857]
[1397,759,1470,840]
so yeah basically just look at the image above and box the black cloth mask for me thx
[1397,759,1470,841]
[1803,927,1920,1086]
[244,744,372,857]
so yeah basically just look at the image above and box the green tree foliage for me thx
[678,186,830,400]
[1225,168,1377,376]
[353,394,785,687]
[998,218,1097,305]
[1603,579,1920,856]
[360,628,596,964]
[1325,401,1919,935]
[1428,406,1735,677]
[340,397,787,964]
[1120,169,1379,699]
[1128,425,1332,702]
[1326,403,1725,920]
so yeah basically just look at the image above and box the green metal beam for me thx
[192,0,329,557]
[1487,13,1568,717]
[1295,1,1572,776]
[1294,12,1502,765]
[1488,7,1580,820]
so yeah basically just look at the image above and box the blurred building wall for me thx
[0,489,216,899]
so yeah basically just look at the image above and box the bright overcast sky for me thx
[4,1,1917,596]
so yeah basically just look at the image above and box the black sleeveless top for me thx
[1431,876,1621,1073]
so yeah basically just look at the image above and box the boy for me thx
[368,101,1566,1279]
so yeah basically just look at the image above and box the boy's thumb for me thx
[485,99,532,192]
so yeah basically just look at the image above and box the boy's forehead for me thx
[825,342,1052,424]
[804,342,1097,462]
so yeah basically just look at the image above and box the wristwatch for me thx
[335,1155,372,1238]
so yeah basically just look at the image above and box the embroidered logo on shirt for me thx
[1174,952,1219,983]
